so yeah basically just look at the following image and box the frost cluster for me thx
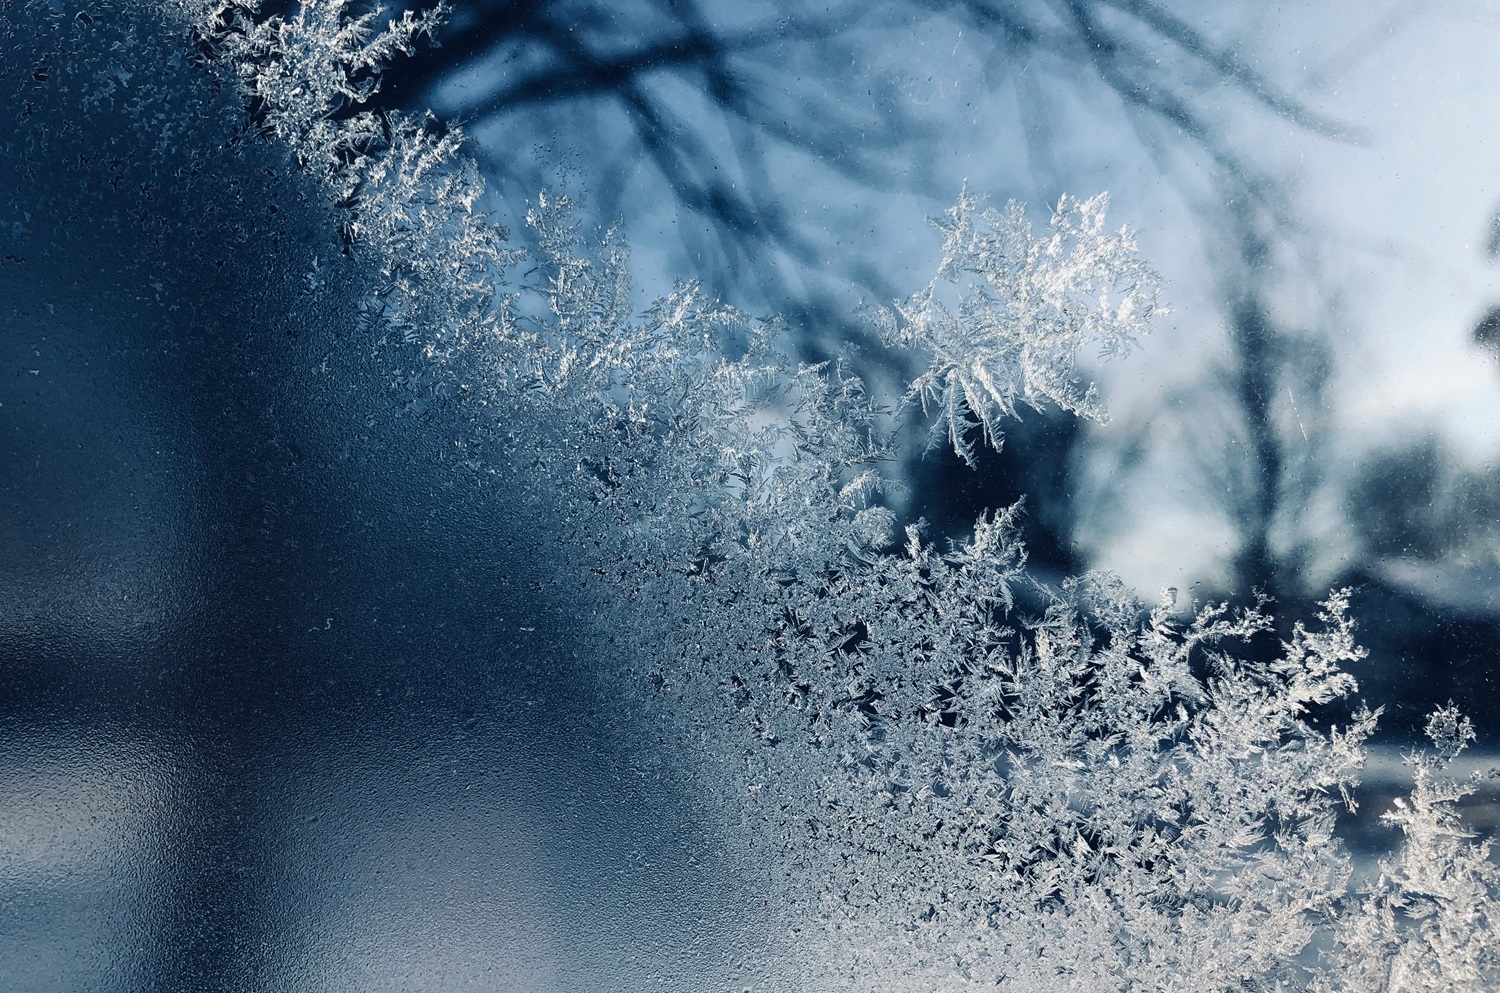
[5,2,1497,989]
[880,188,1160,464]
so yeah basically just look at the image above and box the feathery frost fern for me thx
[5,1,1496,988]
[880,187,1160,465]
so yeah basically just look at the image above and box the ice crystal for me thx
[192,0,510,350]
[880,187,1161,465]
[1318,707,1499,992]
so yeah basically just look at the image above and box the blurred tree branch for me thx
[340,0,1354,327]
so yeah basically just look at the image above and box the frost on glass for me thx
[881,188,1160,465]
[4,1,1498,990]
